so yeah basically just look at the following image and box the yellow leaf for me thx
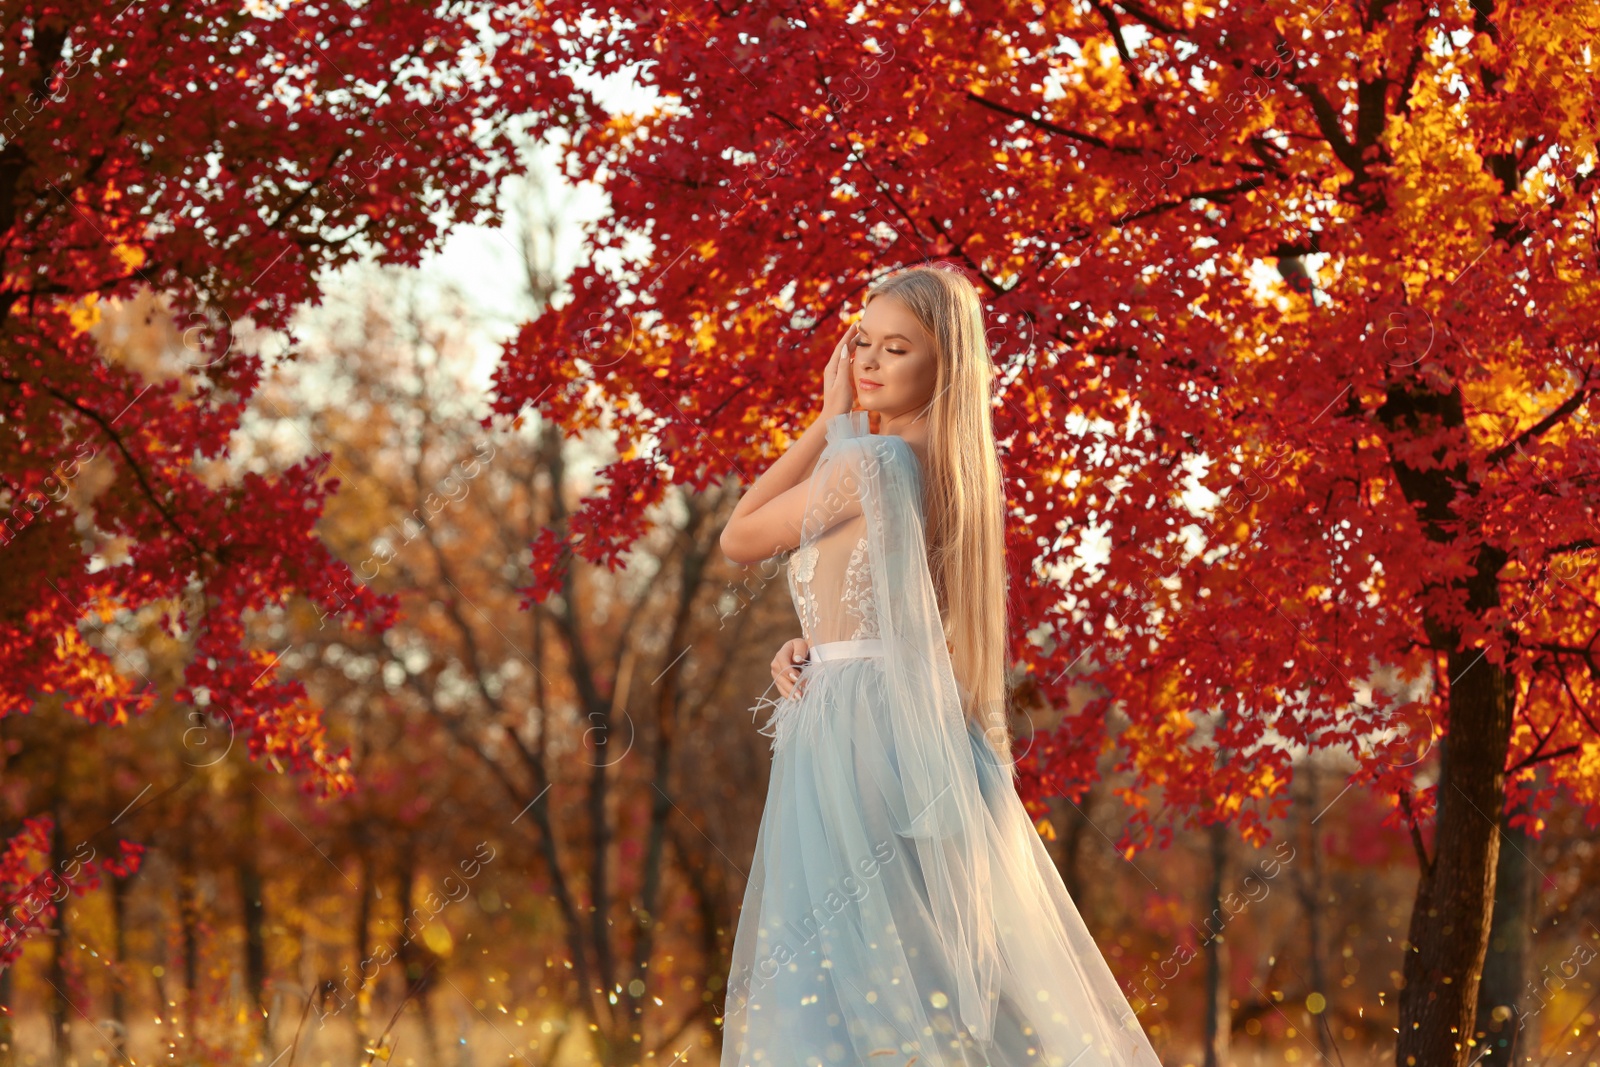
[69,294,101,335]
[113,243,146,270]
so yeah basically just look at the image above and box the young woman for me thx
[718,264,1164,1067]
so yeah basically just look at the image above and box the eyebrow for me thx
[859,331,914,343]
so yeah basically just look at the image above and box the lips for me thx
[859,379,882,390]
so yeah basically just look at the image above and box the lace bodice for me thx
[779,422,925,647]
[786,528,881,645]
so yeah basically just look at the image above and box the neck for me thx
[877,407,929,447]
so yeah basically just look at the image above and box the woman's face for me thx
[851,295,937,425]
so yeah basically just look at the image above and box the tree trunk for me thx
[1054,774,1101,906]
[178,848,202,1046]
[238,784,270,1048]
[45,811,69,1067]
[1395,653,1515,1067]
[353,849,375,1065]
[1472,792,1537,1065]
[395,850,442,1064]
[666,820,733,1060]
[1201,821,1230,1067]
[109,871,134,1065]
[1293,760,1334,1063]
[0,960,13,1067]
[626,531,711,1042]
[1378,373,1519,1067]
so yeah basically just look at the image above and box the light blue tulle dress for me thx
[720,412,1165,1067]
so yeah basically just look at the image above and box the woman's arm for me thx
[719,418,834,564]
[720,321,861,565]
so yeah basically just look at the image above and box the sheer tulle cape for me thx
[798,411,1004,1041]
[725,411,1165,1067]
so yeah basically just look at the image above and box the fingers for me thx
[829,323,860,381]
[820,322,863,419]
[771,639,810,699]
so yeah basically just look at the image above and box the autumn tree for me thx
[269,263,791,1064]
[0,0,587,963]
[487,3,1600,1066]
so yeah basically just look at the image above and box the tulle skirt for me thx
[721,640,1164,1067]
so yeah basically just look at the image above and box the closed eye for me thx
[856,340,907,354]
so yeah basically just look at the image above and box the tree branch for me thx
[1485,376,1597,466]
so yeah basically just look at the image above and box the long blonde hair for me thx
[862,264,1014,774]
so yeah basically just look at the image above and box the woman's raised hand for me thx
[771,636,811,699]
[820,321,862,420]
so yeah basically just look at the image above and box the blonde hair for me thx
[862,264,1015,775]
